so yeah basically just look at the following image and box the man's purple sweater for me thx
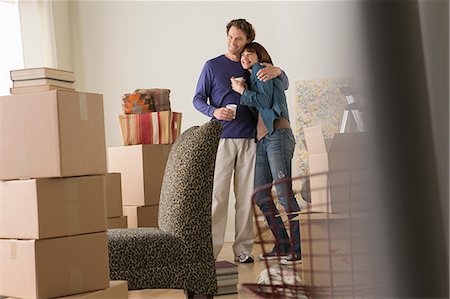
[193,55,256,139]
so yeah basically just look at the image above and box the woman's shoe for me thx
[258,249,289,261]
[280,254,302,265]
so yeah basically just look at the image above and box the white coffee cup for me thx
[234,77,244,82]
[226,104,237,119]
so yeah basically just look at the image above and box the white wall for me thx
[68,1,364,147]
[65,1,364,242]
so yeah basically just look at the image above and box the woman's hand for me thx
[230,77,246,95]
[256,63,281,82]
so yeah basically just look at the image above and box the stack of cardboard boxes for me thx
[108,89,181,229]
[303,125,368,214]
[108,144,172,228]
[0,86,127,298]
[298,125,373,293]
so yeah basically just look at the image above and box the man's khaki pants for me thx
[211,138,256,258]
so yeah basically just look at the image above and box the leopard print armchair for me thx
[107,120,222,297]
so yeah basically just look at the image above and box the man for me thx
[193,19,288,263]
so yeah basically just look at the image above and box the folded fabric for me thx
[122,90,155,114]
[134,88,171,112]
[118,111,182,145]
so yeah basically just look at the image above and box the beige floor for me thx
[128,242,288,299]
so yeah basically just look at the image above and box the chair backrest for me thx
[158,120,222,249]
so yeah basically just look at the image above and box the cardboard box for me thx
[107,144,171,206]
[104,173,123,218]
[55,281,128,298]
[0,175,106,239]
[298,213,373,291]
[304,125,368,213]
[123,205,158,228]
[0,232,110,299]
[5,281,128,299]
[107,216,128,229]
[0,90,107,180]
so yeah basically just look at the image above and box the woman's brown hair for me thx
[242,42,273,64]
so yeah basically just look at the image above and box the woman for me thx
[230,42,301,264]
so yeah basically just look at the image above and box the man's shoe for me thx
[235,251,254,263]
[258,250,289,261]
[280,254,302,265]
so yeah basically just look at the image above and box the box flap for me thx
[324,139,333,151]
[0,179,40,239]
[0,91,61,180]
[0,239,37,298]
[304,126,327,154]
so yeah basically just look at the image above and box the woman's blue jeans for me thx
[254,128,301,255]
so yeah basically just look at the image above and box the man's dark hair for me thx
[226,19,256,42]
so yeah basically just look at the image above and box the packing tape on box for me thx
[66,180,80,235]
[70,267,83,293]
[18,148,31,179]
[79,93,88,121]
[0,243,4,295]
[0,184,4,235]
[10,242,17,260]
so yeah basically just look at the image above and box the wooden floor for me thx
[128,242,287,299]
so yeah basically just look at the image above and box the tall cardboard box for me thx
[107,144,171,206]
[104,172,123,218]
[0,232,110,299]
[0,176,106,239]
[298,213,373,292]
[123,205,159,228]
[0,90,107,180]
[304,126,368,213]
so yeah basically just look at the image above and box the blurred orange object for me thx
[122,90,155,114]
